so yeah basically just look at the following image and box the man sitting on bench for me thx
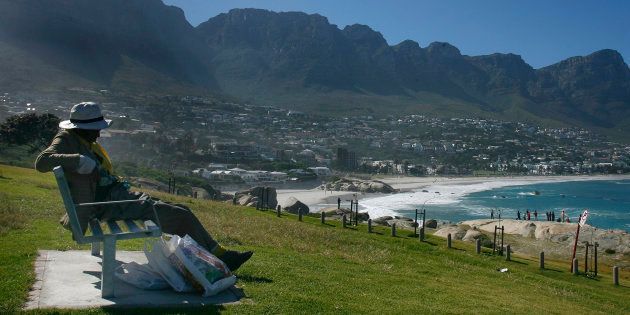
[35,102,252,271]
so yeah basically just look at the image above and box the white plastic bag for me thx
[144,237,195,292]
[172,235,237,297]
[114,261,170,290]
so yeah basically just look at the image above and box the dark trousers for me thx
[99,185,219,251]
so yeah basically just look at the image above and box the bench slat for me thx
[107,221,123,235]
[124,219,142,233]
[89,220,104,238]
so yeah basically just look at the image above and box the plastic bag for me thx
[114,261,170,290]
[144,237,195,292]
[171,235,237,297]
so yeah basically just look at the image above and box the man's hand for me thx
[77,155,96,174]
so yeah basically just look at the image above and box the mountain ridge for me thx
[0,2,629,139]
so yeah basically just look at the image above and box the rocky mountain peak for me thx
[426,41,462,58]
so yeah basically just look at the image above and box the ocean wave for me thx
[517,192,537,196]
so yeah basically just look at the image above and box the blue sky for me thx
[163,0,629,69]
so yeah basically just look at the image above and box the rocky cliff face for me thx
[0,0,215,91]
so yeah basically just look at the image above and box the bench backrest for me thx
[53,166,87,243]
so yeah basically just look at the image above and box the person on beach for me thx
[491,209,494,219]
[337,197,341,209]
[534,210,538,221]
[517,210,521,220]
[561,210,565,223]
[552,211,555,222]
[526,210,531,221]
[35,102,253,271]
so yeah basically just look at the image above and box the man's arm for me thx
[35,133,81,173]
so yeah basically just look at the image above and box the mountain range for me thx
[1,0,629,139]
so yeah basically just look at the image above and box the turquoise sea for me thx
[394,180,630,232]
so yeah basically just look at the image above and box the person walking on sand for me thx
[337,197,341,209]
[561,210,565,223]
[534,210,538,221]
[491,209,494,219]
[517,210,521,220]
[35,102,253,271]
[552,211,555,222]
[527,210,531,221]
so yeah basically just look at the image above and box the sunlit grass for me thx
[0,164,628,313]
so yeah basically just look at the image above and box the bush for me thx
[604,248,616,254]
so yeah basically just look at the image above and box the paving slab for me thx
[25,250,244,310]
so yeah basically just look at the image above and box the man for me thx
[35,102,252,271]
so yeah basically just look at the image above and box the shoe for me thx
[221,250,253,272]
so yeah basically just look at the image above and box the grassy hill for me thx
[0,164,628,313]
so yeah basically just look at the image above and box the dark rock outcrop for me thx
[281,197,309,214]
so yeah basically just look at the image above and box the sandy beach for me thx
[277,174,630,217]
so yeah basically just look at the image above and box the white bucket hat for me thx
[59,102,112,130]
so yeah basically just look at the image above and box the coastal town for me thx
[2,92,630,186]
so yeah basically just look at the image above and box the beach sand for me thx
[276,174,630,215]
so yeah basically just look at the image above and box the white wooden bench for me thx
[53,166,161,298]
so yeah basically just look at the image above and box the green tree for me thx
[0,113,60,152]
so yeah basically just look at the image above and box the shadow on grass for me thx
[421,241,437,246]
[448,247,466,252]
[103,305,224,314]
[506,259,527,265]
[238,274,273,283]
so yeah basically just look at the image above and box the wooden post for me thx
[476,239,481,254]
[493,226,497,253]
[499,227,505,256]
[540,252,545,269]
[420,227,425,241]
[572,258,579,275]
[298,209,303,222]
[506,244,511,261]
[391,223,396,237]
[321,211,325,224]
[276,205,281,217]
[368,219,372,233]
[585,241,589,273]
[447,233,452,248]
[342,214,347,228]
[594,242,598,276]
[613,266,619,285]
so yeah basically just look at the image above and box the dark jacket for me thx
[35,129,101,233]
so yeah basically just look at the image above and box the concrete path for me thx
[25,250,244,310]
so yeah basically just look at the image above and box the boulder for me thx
[424,219,438,229]
[519,223,537,238]
[234,186,277,208]
[372,216,393,226]
[281,197,309,215]
[386,218,418,230]
[434,225,468,240]
[324,178,396,193]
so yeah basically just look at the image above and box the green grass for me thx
[0,164,629,314]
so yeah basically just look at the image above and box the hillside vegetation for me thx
[0,164,628,313]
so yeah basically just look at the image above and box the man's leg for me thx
[149,200,220,253]
[103,188,252,271]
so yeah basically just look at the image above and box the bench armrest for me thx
[76,199,146,207]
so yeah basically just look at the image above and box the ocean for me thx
[357,179,630,232]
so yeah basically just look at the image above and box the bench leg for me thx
[101,235,116,298]
[91,242,100,256]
